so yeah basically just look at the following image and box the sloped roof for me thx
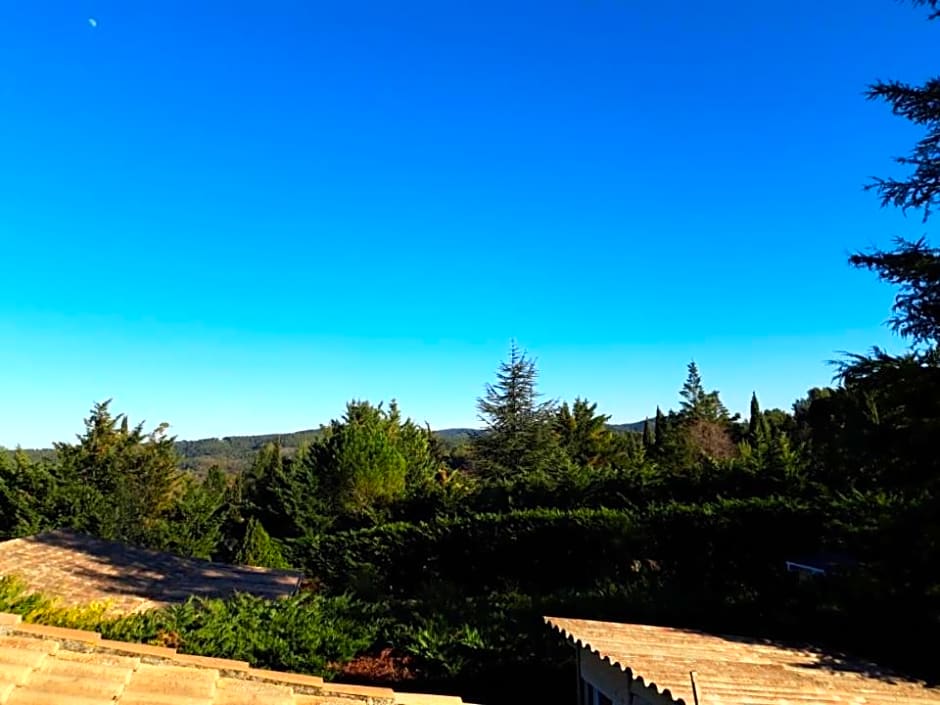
[0,612,465,705]
[0,531,302,615]
[546,617,940,705]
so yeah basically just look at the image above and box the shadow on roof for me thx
[0,530,303,614]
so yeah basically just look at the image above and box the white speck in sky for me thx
[88,18,98,28]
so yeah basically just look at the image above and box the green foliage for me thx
[0,450,57,539]
[309,401,438,522]
[53,401,182,543]
[0,575,376,678]
[105,592,378,676]
[241,441,328,541]
[471,343,568,480]
[301,508,639,596]
[235,517,291,569]
[150,467,230,560]
[0,575,117,628]
[175,429,322,475]
[641,417,653,449]
[406,616,488,678]
[748,392,769,443]
[679,361,729,423]
[653,406,667,449]
[555,398,631,469]
[830,0,940,498]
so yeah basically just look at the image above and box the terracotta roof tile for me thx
[0,531,303,616]
[546,617,940,705]
[394,693,465,705]
[0,613,464,705]
[247,667,325,688]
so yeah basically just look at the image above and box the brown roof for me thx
[546,617,940,705]
[0,531,303,615]
[0,612,465,705]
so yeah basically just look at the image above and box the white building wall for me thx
[577,646,670,705]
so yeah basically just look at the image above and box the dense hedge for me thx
[641,497,822,570]
[299,496,889,600]
[297,507,641,596]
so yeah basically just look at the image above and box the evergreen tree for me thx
[554,398,618,468]
[153,466,229,560]
[472,342,565,479]
[653,406,667,449]
[834,0,940,490]
[241,441,314,538]
[54,401,181,543]
[235,517,290,570]
[642,417,654,449]
[679,362,729,422]
[748,392,769,443]
[679,361,705,416]
[674,363,736,463]
[851,0,938,347]
[0,450,55,539]
[308,400,438,520]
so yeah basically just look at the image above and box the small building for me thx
[546,616,940,705]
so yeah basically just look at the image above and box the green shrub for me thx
[0,576,378,678]
[298,507,640,596]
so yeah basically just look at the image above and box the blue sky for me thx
[0,1,935,447]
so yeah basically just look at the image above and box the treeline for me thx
[1,328,937,702]
[1,261,938,705]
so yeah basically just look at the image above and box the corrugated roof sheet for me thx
[546,617,940,705]
[0,612,465,705]
[0,531,302,615]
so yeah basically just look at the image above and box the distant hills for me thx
[13,422,646,475]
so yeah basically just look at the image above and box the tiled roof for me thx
[546,617,940,705]
[0,612,466,705]
[0,531,302,615]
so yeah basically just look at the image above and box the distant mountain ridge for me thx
[13,422,646,474]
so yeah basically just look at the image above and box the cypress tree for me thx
[642,417,654,449]
[748,392,769,442]
[654,406,667,448]
[236,517,290,569]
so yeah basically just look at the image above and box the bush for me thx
[0,576,378,677]
[103,592,378,675]
[297,507,640,596]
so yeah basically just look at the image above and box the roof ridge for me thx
[32,529,305,577]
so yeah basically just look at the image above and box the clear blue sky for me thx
[0,1,934,447]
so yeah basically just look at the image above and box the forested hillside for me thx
[16,425,646,475]
[1,4,938,705]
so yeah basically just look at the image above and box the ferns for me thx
[0,576,376,677]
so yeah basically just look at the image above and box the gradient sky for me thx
[0,1,935,447]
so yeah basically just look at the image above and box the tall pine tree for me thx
[472,342,566,479]
[832,0,940,491]
[675,363,735,462]
[679,362,729,422]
